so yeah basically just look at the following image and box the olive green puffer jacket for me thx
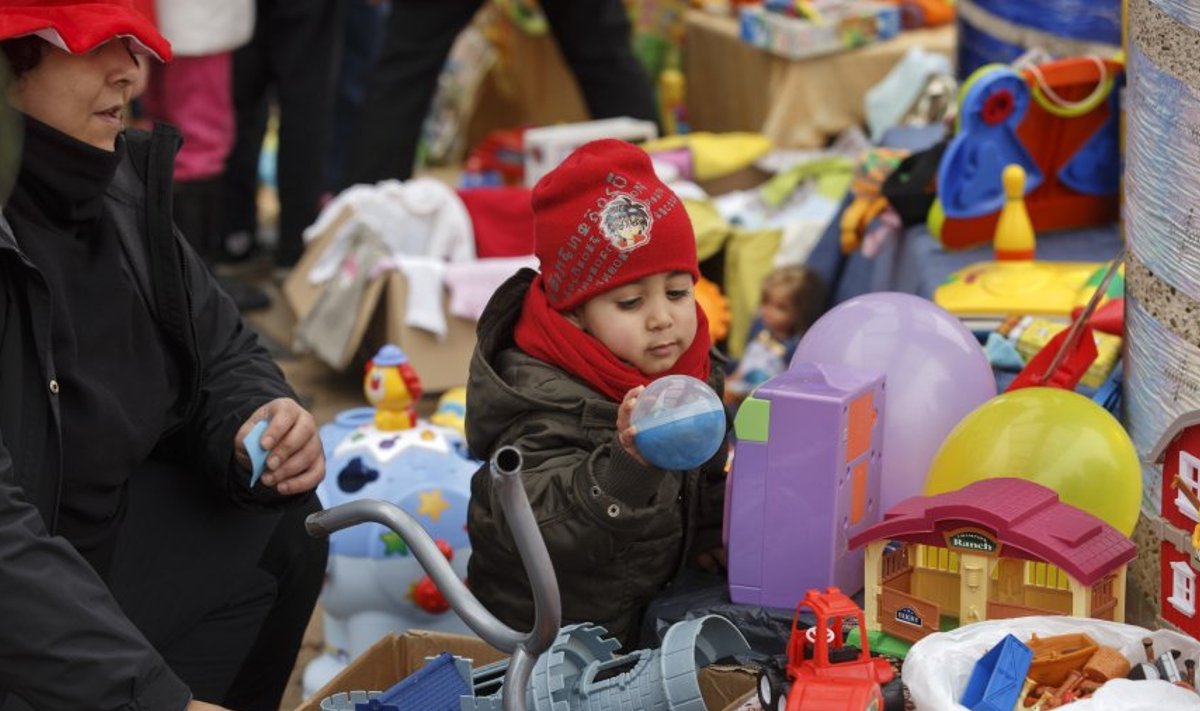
[465,269,727,649]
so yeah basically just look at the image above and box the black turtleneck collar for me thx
[14,113,124,227]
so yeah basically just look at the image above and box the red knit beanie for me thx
[0,0,172,63]
[532,138,699,312]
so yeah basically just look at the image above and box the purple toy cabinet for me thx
[725,361,886,608]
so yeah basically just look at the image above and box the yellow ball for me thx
[924,387,1141,536]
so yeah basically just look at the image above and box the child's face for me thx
[568,271,698,375]
[760,287,797,341]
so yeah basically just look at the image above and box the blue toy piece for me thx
[244,418,271,488]
[1058,88,1121,196]
[1092,361,1123,417]
[630,375,726,471]
[364,652,470,711]
[939,66,1044,219]
[960,634,1033,711]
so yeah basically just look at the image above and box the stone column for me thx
[1124,0,1200,628]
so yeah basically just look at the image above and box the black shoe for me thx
[216,274,271,312]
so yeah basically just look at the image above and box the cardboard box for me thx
[295,630,757,711]
[283,210,478,393]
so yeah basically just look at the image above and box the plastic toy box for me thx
[726,361,886,608]
[739,3,902,62]
[522,118,658,187]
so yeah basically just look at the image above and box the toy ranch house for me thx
[1149,410,1200,640]
[848,478,1136,644]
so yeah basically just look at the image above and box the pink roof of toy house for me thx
[848,478,1136,586]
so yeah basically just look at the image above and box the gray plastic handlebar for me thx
[304,446,561,711]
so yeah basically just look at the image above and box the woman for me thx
[0,2,327,709]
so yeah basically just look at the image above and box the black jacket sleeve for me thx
[0,438,191,710]
[173,230,296,504]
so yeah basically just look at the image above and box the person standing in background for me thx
[141,0,271,310]
[343,0,660,186]
[221,0,342,273]
[324,0,390,195]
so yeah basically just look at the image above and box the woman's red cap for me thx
[0,0,171,63]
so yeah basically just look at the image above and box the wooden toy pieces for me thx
[994,164,1035,261]
[965,633,1198,710]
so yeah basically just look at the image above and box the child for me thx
[465,139,727,649]
[726,265,826,403]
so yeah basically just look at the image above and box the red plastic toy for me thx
[1149,411,1200,644]
[757,587,903,711]
[933,57,1123,251]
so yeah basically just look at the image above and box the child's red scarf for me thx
[513,274,712,402]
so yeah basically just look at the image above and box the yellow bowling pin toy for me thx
[993,164,1036,261]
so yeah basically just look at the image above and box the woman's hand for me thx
[187,701,233,711]
[616,385,649,466]
[234,398,325,495]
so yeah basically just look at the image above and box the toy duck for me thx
[364,344,422,431]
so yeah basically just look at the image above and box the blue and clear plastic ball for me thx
[631,375,726,470]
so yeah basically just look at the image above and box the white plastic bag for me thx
[903,616,1200,710]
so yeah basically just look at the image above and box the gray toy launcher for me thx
[305,446,561,711]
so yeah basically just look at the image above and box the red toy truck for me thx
[757,587,904,711]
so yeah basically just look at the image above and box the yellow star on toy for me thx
[418,489,450,522]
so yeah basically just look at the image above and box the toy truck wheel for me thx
[881,678,905,711]
[756,666,786,711]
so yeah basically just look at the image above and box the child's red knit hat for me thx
[532,138,698,312]
[0,0,172,63]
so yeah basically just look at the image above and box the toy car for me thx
[757,587,904,711]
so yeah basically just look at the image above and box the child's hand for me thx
[616,385,649,466]
[234,398,325,495]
